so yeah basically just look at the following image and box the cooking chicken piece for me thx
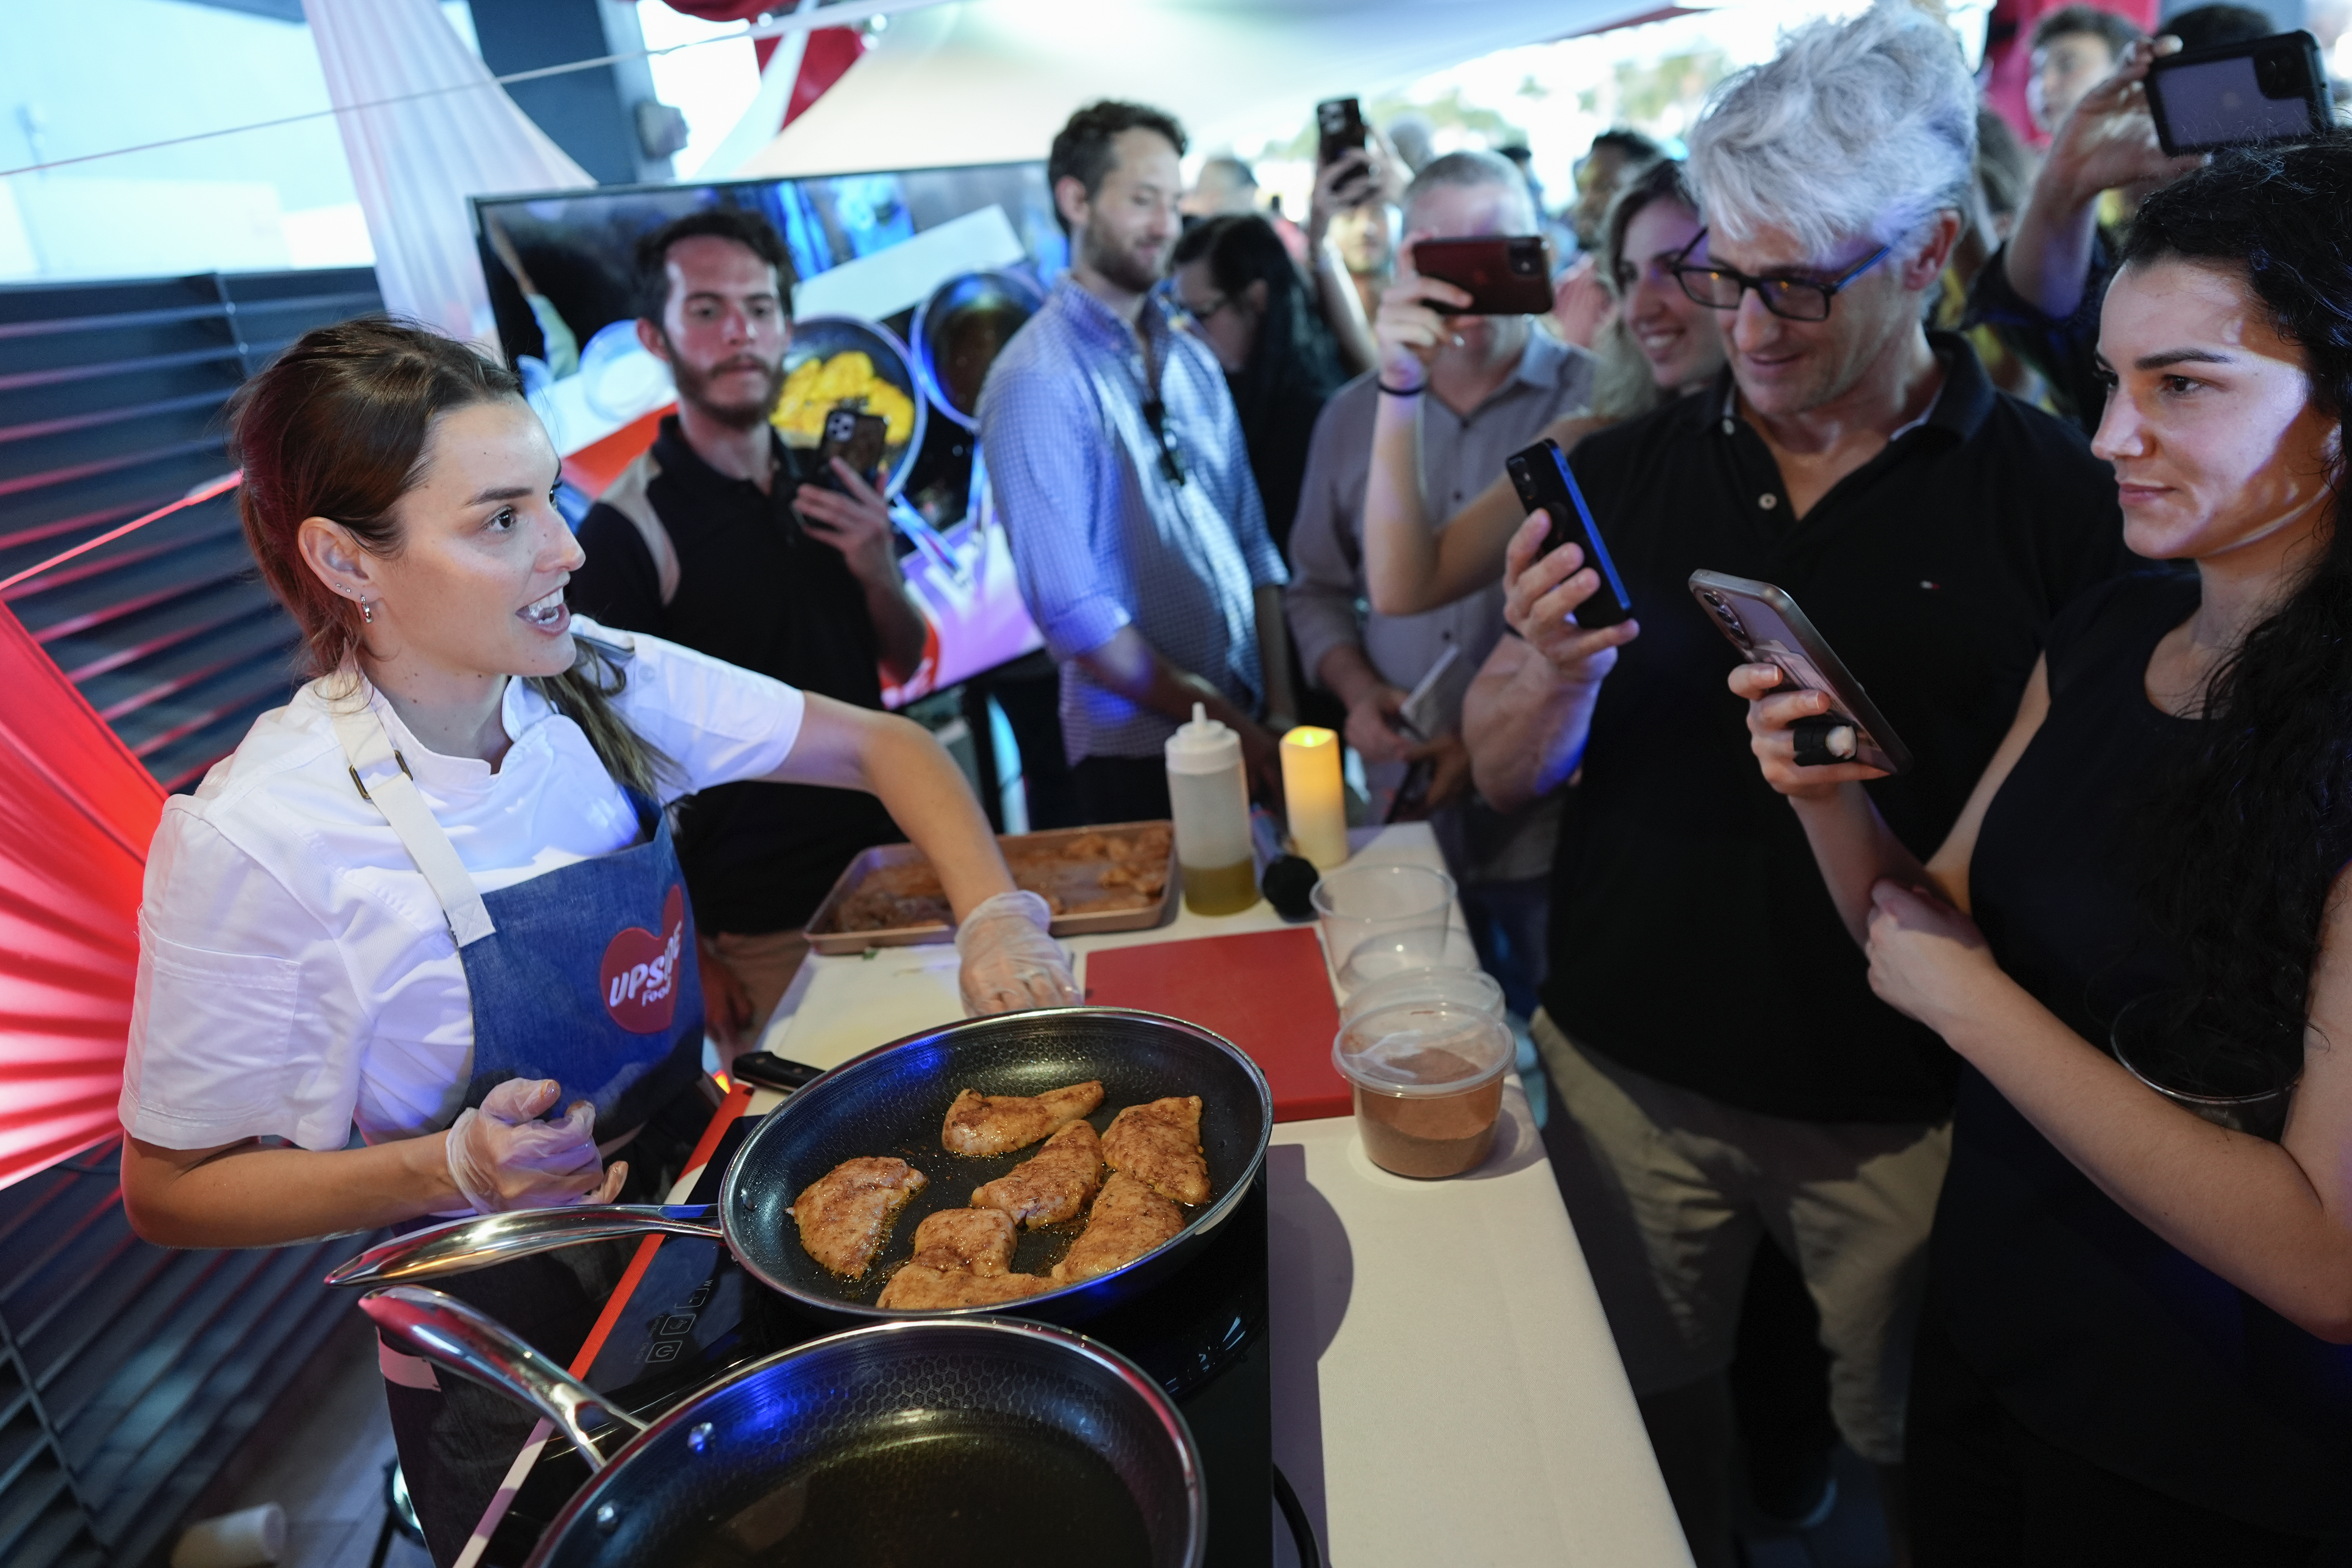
[877,1263,1052,1310]
[1100,1096,1210,1205]
[790,1156,927,1278]
[906,1206,1017,1276]
[941,1080,1105,1155]
[970,1119,1102,1227]
[1051,1172,1184,1284]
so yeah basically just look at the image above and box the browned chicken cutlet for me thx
[1051,1172,1184,1284]
[970,1119,1102,1227]
[941,1080,1104,1155]
[790,1156,927,1278]
[1100,1096,1210,1205]
[906,1206,1017,1276]
[877,1263,1051,1310]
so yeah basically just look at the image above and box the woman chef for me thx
[114,319,1078,1563]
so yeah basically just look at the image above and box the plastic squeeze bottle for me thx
[1163,703,1258,916]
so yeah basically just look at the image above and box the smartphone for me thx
[2145,31,2332,155]
[1506,438,1633,628]
[811,404,889,493]
[1686,570,1913,775]
[1412,236,1555,316]
[1316,97,1368,166]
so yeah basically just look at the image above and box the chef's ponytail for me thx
[225,316,671,796]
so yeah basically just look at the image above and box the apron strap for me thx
[331,705,498,948]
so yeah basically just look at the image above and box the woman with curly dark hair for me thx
[1732,134,2352,1562]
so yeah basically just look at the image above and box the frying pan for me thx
[329,1008,1274,1327]
[362,1285,1204,1568]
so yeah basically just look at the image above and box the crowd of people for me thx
[107,0,2352,1562]
[969,2,2352,1563]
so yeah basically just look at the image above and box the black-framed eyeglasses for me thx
[1670,229,1894,323]
[1141,396,1188,487]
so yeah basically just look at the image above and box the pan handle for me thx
[325,1204,724,1288]
[360,1287,647,1468]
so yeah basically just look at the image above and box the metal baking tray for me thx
[802,820,1177,955]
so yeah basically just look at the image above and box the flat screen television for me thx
[471,163,1067,704]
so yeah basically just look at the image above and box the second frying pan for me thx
[330,1007,1274,1327]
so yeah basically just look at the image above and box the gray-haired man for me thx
[1457,4,2129,1560]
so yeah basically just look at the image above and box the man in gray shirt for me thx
[1288,151,1594,1013]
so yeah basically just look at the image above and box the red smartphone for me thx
[1411,236,1554,316]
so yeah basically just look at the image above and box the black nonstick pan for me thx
[362,1285,1205,1568]
[330,1007,1274,1327]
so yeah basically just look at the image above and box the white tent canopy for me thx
[737,0,1666,178]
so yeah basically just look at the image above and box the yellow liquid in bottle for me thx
[1181,858,1260,916]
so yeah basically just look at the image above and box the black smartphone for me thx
[1686,570,1913,775]
[1505,438,1633,628]
[2146,31,2332,154]
[811,404,888,493]
[1412,235,1555,316]
[1316,97,1368,166]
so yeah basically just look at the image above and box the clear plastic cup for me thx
[1337,966,1506,1027]
[1333,1000,1514,1178]
[1310,863,1457,989]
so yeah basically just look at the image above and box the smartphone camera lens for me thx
[2254,45,2294,96]
[1510,250,1539,276]
[1701,591,1746,640]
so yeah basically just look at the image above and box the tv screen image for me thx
[472,163,1068,704]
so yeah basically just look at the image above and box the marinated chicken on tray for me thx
[1051,1172,1185,1284]
[941,1080,1104,1155]
[791,1156,927,1278]
[970,1120,1102,1227]
[875,1207,1051,1309]
[1100,1096,1210,1205]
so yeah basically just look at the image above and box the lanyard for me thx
[1136,330,1187,488]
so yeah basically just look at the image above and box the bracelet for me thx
[1378,379,1425,397]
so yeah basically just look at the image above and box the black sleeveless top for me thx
[1945,570,2352,1539]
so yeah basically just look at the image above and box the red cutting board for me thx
[1083,927,1350,1122]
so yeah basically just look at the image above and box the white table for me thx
[756,823,1691,1568]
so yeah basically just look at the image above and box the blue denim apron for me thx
[333,700,710,1566]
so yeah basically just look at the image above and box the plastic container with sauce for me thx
[1164,703,1258,916]
[1333,1000,1514,1178]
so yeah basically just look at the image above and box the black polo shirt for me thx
[568,416,902,935]
[1544,334,2129,1123]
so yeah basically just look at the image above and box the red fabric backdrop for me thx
[1981,0,2160,146]
[0,597,163,1190]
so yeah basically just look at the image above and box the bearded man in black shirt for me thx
[568,210,928,1049]
[1458,8,2128,1563]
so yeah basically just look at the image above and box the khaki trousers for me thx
[1533,1009,1950,1465]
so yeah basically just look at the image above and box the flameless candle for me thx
[1280,726,1349,869]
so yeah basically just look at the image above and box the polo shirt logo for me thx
[600,884,686,1034]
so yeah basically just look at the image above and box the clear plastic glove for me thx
[445,1076,626,1214]
[955,890,1081,1016]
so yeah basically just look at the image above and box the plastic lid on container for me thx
[1332,1000,1513,1097]
[1165,702,1242,775]
[1339,966,1506,1026]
